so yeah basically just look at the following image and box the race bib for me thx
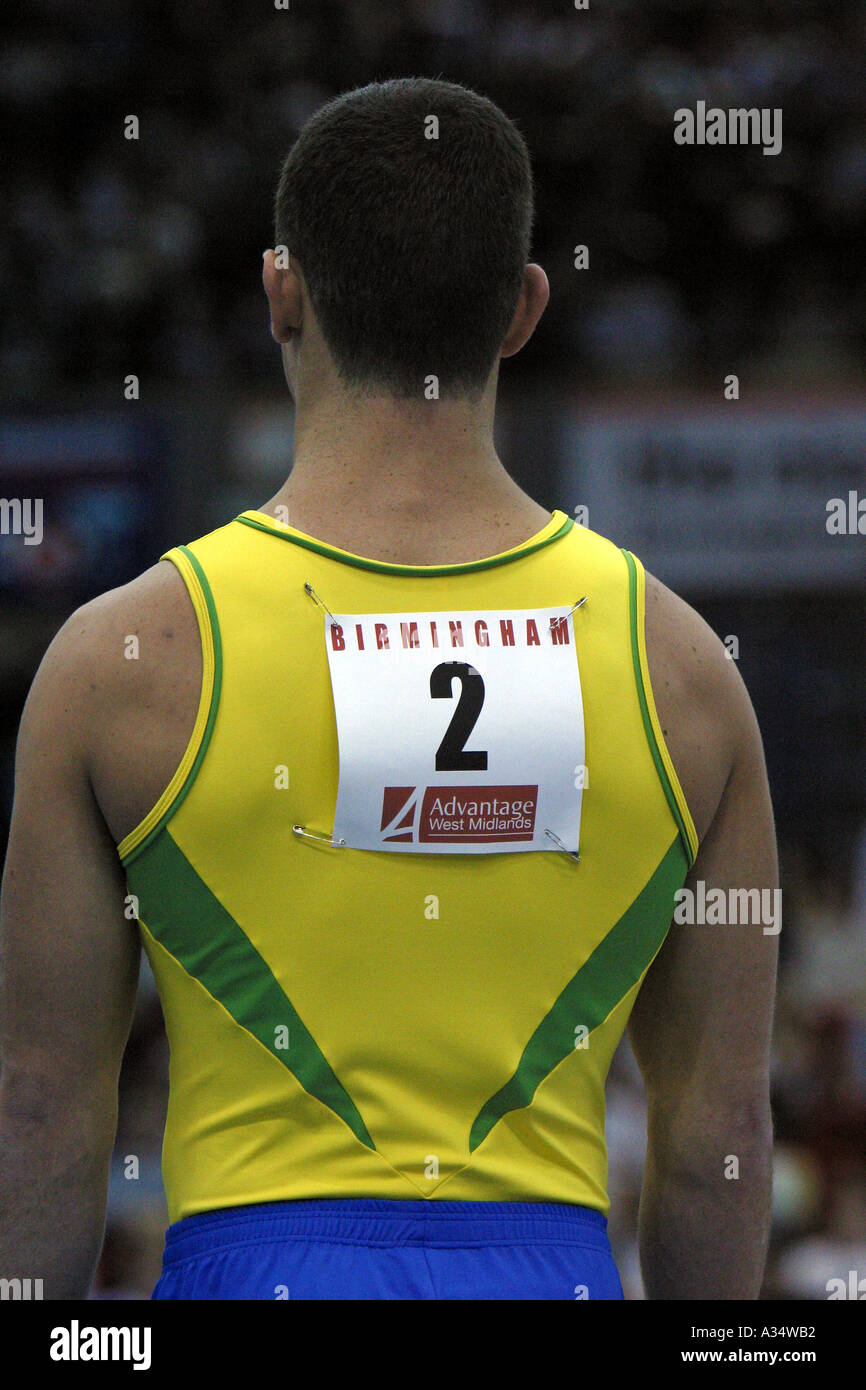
[324,606,585,855]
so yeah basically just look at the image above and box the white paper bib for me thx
[323,606,584,855]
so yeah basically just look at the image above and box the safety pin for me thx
[293,824,346,847]
[551,596,588,631]
[304,582,337,625]
[544,828,580,864]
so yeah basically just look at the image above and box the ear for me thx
[500,263,550,359]
[262,250,304,344]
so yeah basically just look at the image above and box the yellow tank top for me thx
[119,507,698,1223]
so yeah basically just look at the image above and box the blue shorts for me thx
[151,1199,624,1300]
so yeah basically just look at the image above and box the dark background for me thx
[2,0,865,1297]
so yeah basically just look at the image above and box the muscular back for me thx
[0,511,777,1298]
[81,549,737,851]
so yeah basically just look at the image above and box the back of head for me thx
[274,77,535,401]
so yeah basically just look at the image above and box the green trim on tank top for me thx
[622,549,695,868]
[234,510,575,576]
[120,545,223,868]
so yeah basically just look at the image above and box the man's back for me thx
[0,75,777,1299]
[112,504,696,1221]
[0,493,777,1298]
[82,504,729,854]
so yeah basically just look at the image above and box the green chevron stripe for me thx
[469,839,687,1152]
[127,828,375,1151]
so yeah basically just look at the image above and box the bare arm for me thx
[0,602,140,1298]
[628,579,779,1299]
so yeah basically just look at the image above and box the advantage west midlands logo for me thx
[381,785,539,845]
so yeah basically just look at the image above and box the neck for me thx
[259,384,552,564]
[295,383,502,485]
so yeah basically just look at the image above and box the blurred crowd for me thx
[4,0,866,405]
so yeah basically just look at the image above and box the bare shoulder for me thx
[80,556,196,650]
[22,559,201,844]
[31,559,198,714]
[642,568,761,845]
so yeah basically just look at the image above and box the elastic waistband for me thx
[162,1200,609,1264]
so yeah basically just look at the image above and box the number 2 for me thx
[429,662,488,771]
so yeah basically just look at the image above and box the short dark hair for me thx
[274,77,535,401]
